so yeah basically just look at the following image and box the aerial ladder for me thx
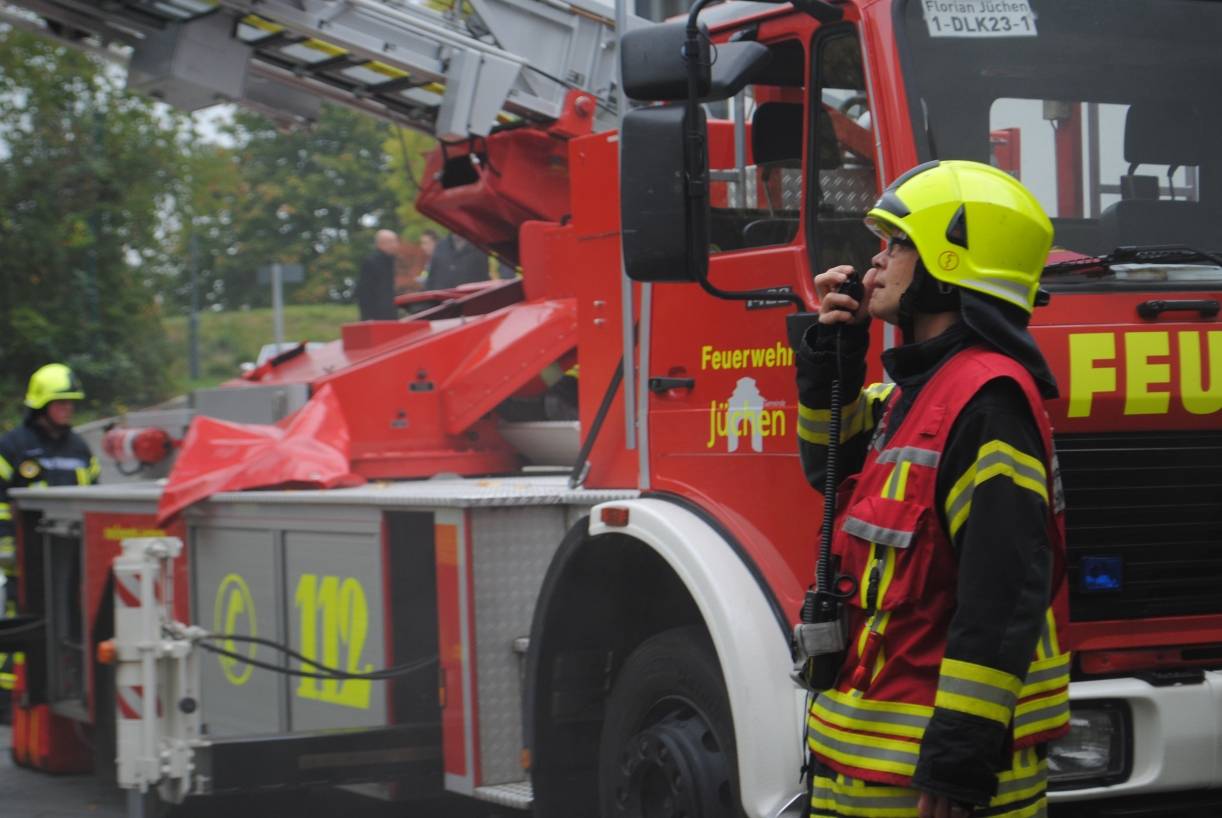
[0,0,651,483]
[0,0,636,253]
[0,0,629,139]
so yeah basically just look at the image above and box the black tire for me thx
[598,626,743,818]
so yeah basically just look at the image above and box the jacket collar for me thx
[882,320,975,391]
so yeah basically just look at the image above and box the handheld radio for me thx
[793,270,863,692]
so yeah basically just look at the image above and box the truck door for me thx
[645,23,880,581]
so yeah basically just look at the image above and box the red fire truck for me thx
[3,0,1221,816]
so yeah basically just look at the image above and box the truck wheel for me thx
[598,626,742,818]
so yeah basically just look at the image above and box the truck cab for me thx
[602,0,1222,812]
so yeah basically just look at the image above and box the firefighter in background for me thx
[795,161,1069,818]
[0,364,100,693]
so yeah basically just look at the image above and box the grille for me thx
[1057,430,1222,622]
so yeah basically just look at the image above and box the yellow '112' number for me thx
[294,574,373,709]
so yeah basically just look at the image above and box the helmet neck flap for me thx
[960,290,1059,399]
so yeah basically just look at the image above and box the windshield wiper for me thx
[1044,244,1222,276]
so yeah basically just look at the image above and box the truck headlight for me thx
[1048,701,1129,789]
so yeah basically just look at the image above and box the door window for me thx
[810,31,878,276]
[707,40,806,255]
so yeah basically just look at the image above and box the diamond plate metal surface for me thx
[781,167,803,211]
[723,166,803,214]
[820,167,877,214]
[473,781,534,809]
[14,476,636,511]
[208,476,638,509]
[471,506,569,785]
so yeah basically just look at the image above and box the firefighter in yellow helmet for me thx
[794,162,1069,818]
[0,364,100,692]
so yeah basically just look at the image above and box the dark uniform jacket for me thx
[355,250,398,321]
[425,236,489,290]
[796,319,1059,805]
[0,421,100,542]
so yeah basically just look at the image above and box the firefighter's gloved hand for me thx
[0,536,14,571]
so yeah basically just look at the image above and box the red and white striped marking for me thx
[114,571,163,608]
[115,572,142,608]
[117,685,162,720]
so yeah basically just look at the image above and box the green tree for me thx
[384,126,443,241]
[0,28,181,422]
[172,104,403,310]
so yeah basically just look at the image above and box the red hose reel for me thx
[102,426,176,467]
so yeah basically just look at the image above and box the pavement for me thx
[0,725,126,817]
[0,726,502,818]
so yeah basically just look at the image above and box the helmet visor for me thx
[864,215,911,245]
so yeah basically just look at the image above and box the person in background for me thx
[424,231,491,290]
[419,229,439,274]
[0,363,99,696]
[411,229,440,291]
[355,229,400,321]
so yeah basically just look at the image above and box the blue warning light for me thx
[1081,556,1123,593]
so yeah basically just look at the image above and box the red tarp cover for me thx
[157,384,363,524]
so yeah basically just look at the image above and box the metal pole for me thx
[1087,103,1101,218]
[616,0,636,450]
[188,233,200,381]
[636,283,652,489]
[733,94,747,209]
[87,108,104,329]
[271,262,285,350]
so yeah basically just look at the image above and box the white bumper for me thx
[1052,670,1222,802]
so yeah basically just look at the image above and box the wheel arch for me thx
[528,498,804,818]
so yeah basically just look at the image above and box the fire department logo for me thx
[938,250,960,272]
[17,460,40,480]
[213,573,257,686]
[706,377,787,452]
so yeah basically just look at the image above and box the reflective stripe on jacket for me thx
[807,345,1069,789]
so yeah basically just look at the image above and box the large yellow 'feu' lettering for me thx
[1124,331,1171,415]
[1069,330,1221,418]
[1067,333,1116,418]
[1179,331,1222,415]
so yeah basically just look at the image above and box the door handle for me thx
[649,377,695,394]
[1137,299,1220,319]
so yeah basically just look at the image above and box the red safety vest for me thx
[807,345,1070,788]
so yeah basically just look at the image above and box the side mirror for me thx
[620,103,709,282]
[621,21,772,103]
[707,41,771,100]
[621,20,710,102]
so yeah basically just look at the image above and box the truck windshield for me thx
[896,0,1222,287]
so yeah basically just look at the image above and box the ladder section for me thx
[229,0,625,137]
[2,0,631,139]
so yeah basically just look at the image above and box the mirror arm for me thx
[675,0,807,310]
[682,3,806,311]
[693,266,809,310]
[683,0,715,282]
